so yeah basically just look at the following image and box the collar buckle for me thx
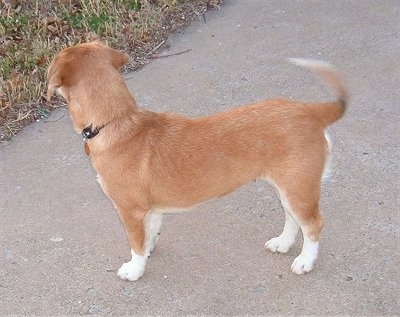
[81,123,106,156]
[82,124,101,141]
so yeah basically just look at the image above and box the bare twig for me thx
[5,124,15,136]
[149,40,165,55]
[149,48,192,59]
[44,114,65,123]
[13,109,34,122]
[124,48,192,81]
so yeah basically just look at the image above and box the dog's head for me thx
[46,40,130,101]
[46,41,135,132]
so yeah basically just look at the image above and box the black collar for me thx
[81,124,104,141]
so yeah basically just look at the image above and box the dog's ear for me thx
[91,39,106,47]
[106,46,130,70]
[90,40,129,70]
[46,60,63,101]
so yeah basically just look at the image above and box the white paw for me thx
[290,238,319,274]
[265,236,294,253]
[117,249,148,281]
[117,260,146,281]
[291,253,316,274]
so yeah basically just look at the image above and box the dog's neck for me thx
[67,81,137,134]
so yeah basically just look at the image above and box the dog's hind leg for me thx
[266,168,324,274]
[284,185,323,274]
[289,204,323,275]
[116,208,149,281]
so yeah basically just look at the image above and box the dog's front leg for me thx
[116,207,149,281]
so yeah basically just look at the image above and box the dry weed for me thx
[0,0,222,142]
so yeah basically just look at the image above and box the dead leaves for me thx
[1,0,21,15]
[0,0,222,141]
[42,15,61,33]
[42,15,72,39]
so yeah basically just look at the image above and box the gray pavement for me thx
[1,0,399,315]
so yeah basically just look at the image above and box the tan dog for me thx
[47,41,347,281]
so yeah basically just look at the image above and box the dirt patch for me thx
[0,0,222,143]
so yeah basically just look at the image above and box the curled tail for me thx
[289,58,348,126]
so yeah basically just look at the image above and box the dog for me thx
[47,41,347,281]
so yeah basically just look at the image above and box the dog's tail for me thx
[289,58,348,126]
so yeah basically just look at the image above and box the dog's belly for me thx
[97,171,206,213]
[96,161,255,212]
[147,165,260,210]
[151,206,195,214]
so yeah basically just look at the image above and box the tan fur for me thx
[47,41,347,277]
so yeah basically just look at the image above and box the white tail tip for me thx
[288,58,334,70]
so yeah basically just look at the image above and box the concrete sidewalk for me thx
[1,0,399,315]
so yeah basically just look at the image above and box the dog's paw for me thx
[117,260,146,281]
[265,236,294,253]
[290,238,319,274]
[290,252,317,274]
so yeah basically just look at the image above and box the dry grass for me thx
[0,0,221,142]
